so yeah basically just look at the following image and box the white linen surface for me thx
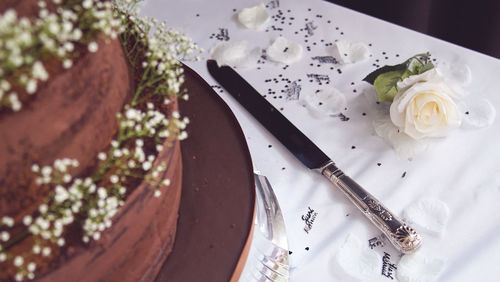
[141,0,500,281]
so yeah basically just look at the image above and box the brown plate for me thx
[155,64,255,281]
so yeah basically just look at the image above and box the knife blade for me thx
[207,60,421,254]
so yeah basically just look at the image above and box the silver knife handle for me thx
[321,161,421,254]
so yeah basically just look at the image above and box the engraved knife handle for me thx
[320,161,421,254]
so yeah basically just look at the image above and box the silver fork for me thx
[240,173,290,282]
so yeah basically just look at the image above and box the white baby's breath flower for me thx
[162,179,171,186]
[63,174,72,183]
[88,41,98,53]
[55,185,69,202]
[2,216,14,227]
[142,161,152,171]
[57,238,65,246]
[110,175,119,184]
[154,189,161,197]
[39,204,48,214]
[32,61,49,81]
[32,245,41,254]
[31,164,40,172]
[23,215,33,226]
[26,79,37,94]
[113,150,122,158]
[97,187,107,199]
[9,93,21,111]
[0,231,10,242]
[178,131,188,140]
[15,273,23,282]
[97,152,107,161]
[63,59,73,69]
[27,262,36,272]
[13,256,24,266]
[127,160,136,168]
[0,253,6,262]
[136,139,144,147]
[82,0,92,9]
[42,246,51,256]
[41,166,52,176]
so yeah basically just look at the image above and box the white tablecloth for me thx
[141,0,500,281]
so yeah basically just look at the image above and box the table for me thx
[141,0,500,281]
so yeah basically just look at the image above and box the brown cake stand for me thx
[155,64,256,281]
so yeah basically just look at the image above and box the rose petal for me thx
[397,252,446,282]
[373,118,429,159]
[300,87,346,117]
[237,3,270,30]
[266,36,303,65]
[210,40,260,68]
[436,61,472,87]
[396,69,443,90]
[460,98,496,129]
[330,233,380,281]
[334,40,370,64]
[403,198,450,236]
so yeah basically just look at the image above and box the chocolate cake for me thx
[0,1,255,281]
[0,1,184,280]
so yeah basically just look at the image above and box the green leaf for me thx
[362,63,406,85]
[373,69,405,102]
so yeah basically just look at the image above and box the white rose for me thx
[390,69,462,139]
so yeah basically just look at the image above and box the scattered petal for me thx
[300,87,346,117]
[237,3,269,30]
[403,198,450,236]
[373,117,429,159]
[397,251,446,282]
[459,98,496,129]
[334,40,370,64]
[210,40,260,68]
[266,36,303,65]
[330,233,380,281]
[436,61,472,87]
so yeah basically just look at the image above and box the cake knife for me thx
[207,60,421,254]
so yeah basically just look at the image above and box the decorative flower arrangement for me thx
[0,0,200,280]
[364,53,494,158]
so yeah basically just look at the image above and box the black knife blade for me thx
[207,59,422,254]
[207,60,329,170]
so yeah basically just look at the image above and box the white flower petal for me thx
[334,40,370,64]
[397,252,446,282]
[436,60,472,87]
[300,87,346,117]
[237,3,269,30]
[396,69,443,90]
[459,98,496,129]
[210,41,260,68]
[330,233,380,281]
[266,37,303,65]
[403,198,450,236]
[373,118,429,159]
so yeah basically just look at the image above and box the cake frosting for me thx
[0,1,189,280]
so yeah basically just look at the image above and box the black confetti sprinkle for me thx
[335,113,350,122]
